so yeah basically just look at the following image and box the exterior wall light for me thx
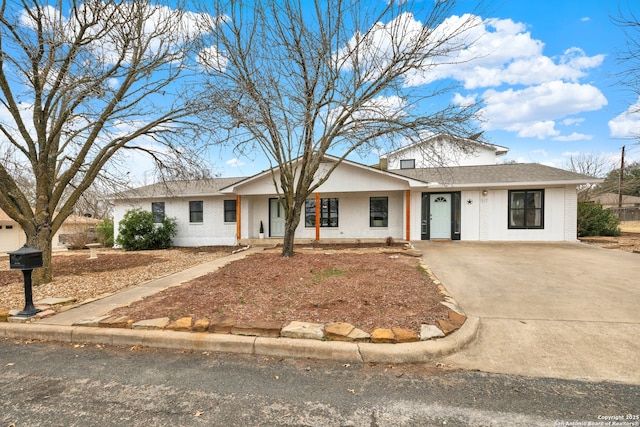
[482,189,489,196]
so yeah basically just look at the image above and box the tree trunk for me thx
[281,199,303,258]
[28,227,54,286]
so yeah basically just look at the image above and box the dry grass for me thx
[620,221,640,233]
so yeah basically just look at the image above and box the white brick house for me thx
[113,134,601,246]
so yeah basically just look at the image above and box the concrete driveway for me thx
[416,241,640,384]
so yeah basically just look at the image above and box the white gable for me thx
[382,134,508,169]
[223,156,427,195]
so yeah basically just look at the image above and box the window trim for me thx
[305,197,339,228]
[369,196,388,227]
[223,199,237,223]
[189,200,203,223]
[151,202,165,223]
[508,189,545,229]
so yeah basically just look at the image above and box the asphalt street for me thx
[1,338,638,427]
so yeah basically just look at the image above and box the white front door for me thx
[430,194,451,239]
[269,198,285,237]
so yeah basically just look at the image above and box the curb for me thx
[0,317,479,364]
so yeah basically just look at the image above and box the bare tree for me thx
[614,6,640,140]
[0,0,211,283]
[198,0,483,257]
[563,153,615,201]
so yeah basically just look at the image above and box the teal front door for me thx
[429,193,451,239]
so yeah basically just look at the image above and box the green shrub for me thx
[96,219,114,247]
[577,202,621,237]
[116,209,177,251]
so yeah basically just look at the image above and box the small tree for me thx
[116,209,177,251]
[96,219,115,248]
[577,202,621,237]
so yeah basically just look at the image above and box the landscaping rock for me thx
[437,319,460,335]
[448,309,467,327]
[166,316,193,332]
[192,319,210,332]
[440,300,464,315]
[347,327,371,342]
[132,317,170,330]
[281,321,324,340]
[371,328,395,343]
[98,316,132,328]
[324,322,355,341]
[391,327,419,343]
[208,316,236,334]
[35,309,56,319]
[420,324,445,341]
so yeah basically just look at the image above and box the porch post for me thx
[236,195,241,241]
[315,192,320,241]
[405,190,411,241]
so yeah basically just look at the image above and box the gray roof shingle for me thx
[392,163,599,186]
[113,177,246,199]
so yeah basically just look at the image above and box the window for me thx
[305,198,339,227]
[189,201,203,223]
[151,202,165,223]
[400,159,415,169]
[509,190,544,229]
[5,225,12,230]
[370,197,388,227]
[224,199,237,222]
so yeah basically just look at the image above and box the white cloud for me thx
[197,45,228,72]
[404,17,604,89]
[562,118,585,126]
[481,81,607,138]
[562,151,581,157]
[226,158,245,167]
[609,98,640,138]
[552,132,592,142]
[581,17,590,22]
[504,121,559,139]
[453,92,477,107]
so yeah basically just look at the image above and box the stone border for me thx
[0,317,479,364]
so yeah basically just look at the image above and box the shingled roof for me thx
[113,177,246,199]
[393,163,600,187]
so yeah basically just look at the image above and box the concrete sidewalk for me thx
[1,246,479,364]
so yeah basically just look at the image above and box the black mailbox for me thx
[7,245,43,317]
[9,245,43,270]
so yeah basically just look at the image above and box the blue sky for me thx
[214,0,640,177]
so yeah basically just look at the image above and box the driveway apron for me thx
[415,241,640,384]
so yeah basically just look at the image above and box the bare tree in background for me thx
[564,153,615,201]
[0,0,212,284]
[198,0,484,257]
[614,6,640,140]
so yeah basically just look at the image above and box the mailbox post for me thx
[8,245,43,317]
